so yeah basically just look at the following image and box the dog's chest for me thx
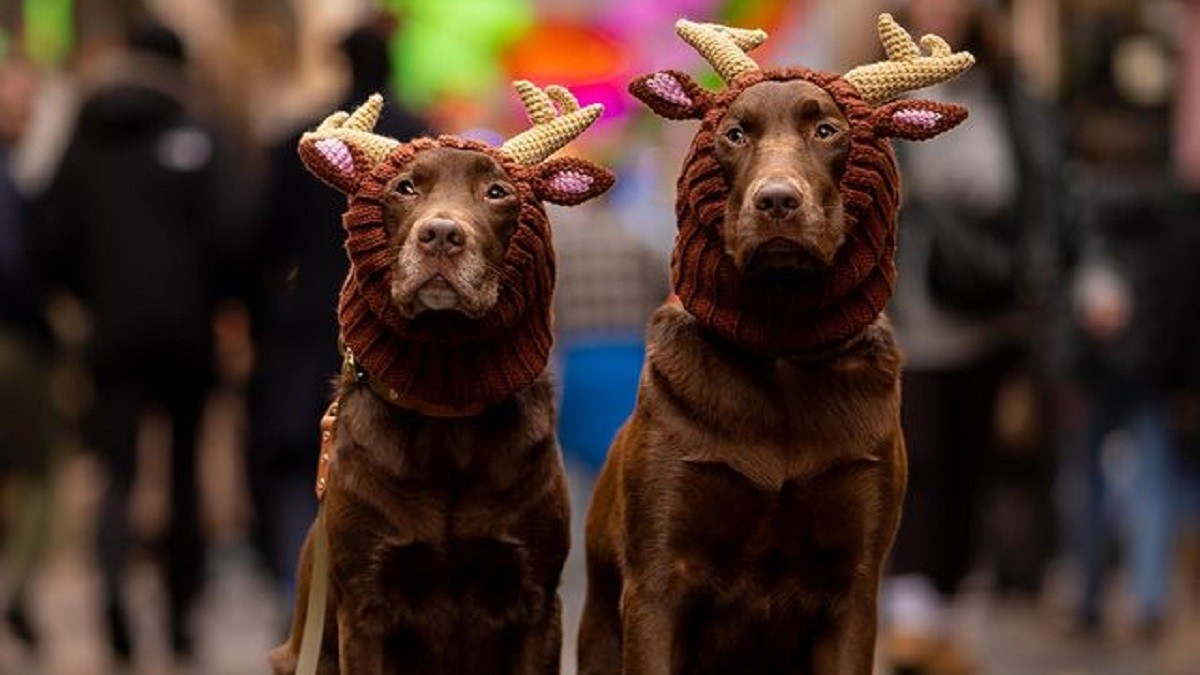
[648,318,900,603]
[667,452,880,603]
[669,360,896,491]
[330,385,566,629]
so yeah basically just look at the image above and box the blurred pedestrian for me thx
[1056,7,1190,641]
[881,0,1065,670]
[0,53,54,651]
[245,12,431,597]
[1064,175,1185,639]
[29,21,248,664]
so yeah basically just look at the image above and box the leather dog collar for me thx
[339,344,489,418]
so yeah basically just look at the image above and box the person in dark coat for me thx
[1057,10,1192,639]
[246,15,431,595]
[1065,172,1187,638]
[31,22,247,662]
[0,55,54,650]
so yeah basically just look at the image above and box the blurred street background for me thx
[2,0,1200,673]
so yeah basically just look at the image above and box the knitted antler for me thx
[675,19,766,84]
[843,14,975,107]
[500,81,604,165]
[303,93,402,168]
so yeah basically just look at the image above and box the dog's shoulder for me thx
[819,313,902,389]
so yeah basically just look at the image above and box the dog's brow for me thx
[464,153,504,181]
[409,161,435,184]
[797,98,822,119]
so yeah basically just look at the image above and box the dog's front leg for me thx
[808,574,881,675]
[512,591,563,675]
[620,583,679,675]
[336,602,386,675]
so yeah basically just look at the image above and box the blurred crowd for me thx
[1,0,1200,674]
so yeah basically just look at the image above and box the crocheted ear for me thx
[533,157,615,206]
[298,132,377,195]
[870,100,967,141]
[629,70,713,120]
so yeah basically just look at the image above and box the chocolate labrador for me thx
[580,17,971,675]
[269,86,612,675]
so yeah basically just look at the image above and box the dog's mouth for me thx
[743,237,826,279]
[414,274,463,313]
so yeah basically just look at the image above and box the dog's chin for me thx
[417,289,460,313]
[410,276,464,314]
[741,237,831,281]
[395,274,498,320]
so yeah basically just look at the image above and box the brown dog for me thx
[269,86,612,675]
[579,17,971,675]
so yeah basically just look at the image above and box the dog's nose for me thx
[753,182,802,220]
[416,219,466,255]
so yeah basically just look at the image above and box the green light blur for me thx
[386,0,532,107]
[24,0,73,66]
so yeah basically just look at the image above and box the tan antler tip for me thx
[544,85,581,114]
[674,18,764,84]
[344,93,384,132]
[877,13,919,61]
[513,80,557,125]
[317,110,350,132]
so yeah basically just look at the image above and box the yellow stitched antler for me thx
[843,14,975,107]
[674,19,766,84]
[500,81,604,165]
[302,93,402,167]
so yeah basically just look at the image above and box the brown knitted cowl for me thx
[335,137,556,417]
[671,69,900,356]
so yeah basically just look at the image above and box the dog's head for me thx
[628,15,972,352]
[297,86,613,412]
[709,78,853,277]
[299,86,611,324]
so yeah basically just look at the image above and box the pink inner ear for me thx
[315,137,354,176]
[892,108,943,129]
[547,169,595,195]
[645,72,693,107]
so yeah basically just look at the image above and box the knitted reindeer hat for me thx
[631,15,973,355]
[298,84,613,416]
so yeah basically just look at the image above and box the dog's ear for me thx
[629,70,713,120]
[298,129,374,195]
[532,157,615,206]
[870,99,967,142]
[297,95,402,195]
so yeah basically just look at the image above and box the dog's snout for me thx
[417,219,466,255]
[753,181,802,220]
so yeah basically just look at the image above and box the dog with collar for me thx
[269,84,612,675]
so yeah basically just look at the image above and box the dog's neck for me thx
[671,72,900,357]
[667,294,884,365]
[338,287,554,417]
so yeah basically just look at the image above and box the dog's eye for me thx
[486,184,510,200]
[396,179,417,196]
[723,126,746,145]
[815,122,839,140]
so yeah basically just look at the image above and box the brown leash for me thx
[295,399,340,675]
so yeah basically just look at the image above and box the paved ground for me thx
[2,397,1197,675]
